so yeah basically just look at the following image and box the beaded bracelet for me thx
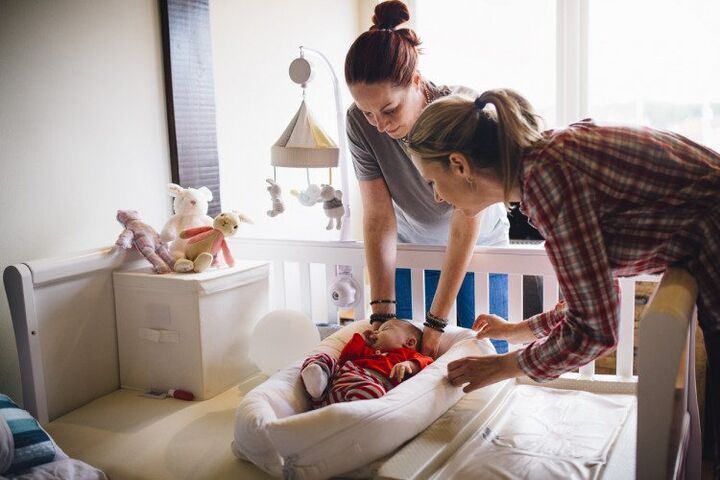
[425,311,448,326]
[369,312,397,324]
[423,320,445,332]
[423,311,448,332]
[369,299,397,306]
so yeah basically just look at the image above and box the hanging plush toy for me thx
[320,184,344,230]
[291,184,322,207]
[266,178,285,217]
[173,211,252,273]
[115,210,175,274]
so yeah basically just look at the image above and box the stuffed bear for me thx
[319,184,344,230]
[160,183,214,260]
[174,211,252,273]
[115,209,175,274]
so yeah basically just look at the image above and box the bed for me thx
[3,237,701,479]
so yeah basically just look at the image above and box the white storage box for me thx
[113,261,270,400]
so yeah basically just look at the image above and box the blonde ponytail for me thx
[407,89,544,206]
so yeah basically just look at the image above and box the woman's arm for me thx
[517,159,619,382]
[429,209,482,317]
[421,210,482,356]
[359,178,398,327]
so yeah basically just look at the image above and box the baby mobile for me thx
[266,47,345,232]
[262,46,362,318]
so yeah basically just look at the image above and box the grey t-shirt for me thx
[346,83,509,246]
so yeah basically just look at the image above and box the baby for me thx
[301,319,433,408]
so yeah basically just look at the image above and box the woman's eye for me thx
[427,180,434,187]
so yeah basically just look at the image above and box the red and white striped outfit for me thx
[302,333,433,408]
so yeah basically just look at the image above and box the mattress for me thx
[39,377,637,480]
[42,379,274,480]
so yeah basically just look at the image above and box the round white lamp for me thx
[249,309,321,375]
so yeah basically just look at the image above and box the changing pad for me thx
[232,320,495,479]
[428,385,634,480]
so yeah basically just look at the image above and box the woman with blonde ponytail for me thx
[408,89,720,471]
[345,0,510,357]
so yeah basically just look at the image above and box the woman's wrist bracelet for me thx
[425,311,448,326]
[370,312,397,324]
[423,320,445,332]
[424,311,448,332]
[369,299,397,306]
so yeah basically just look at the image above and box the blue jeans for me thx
[395,269,509,353]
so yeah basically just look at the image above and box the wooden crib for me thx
[3,238,700,479]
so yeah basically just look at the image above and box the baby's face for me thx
[368,320,416,352]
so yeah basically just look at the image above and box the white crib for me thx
[3,238,701,479]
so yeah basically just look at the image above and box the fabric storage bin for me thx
[113,261,270,400]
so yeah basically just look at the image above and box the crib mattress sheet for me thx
[43,377,274,480]
[387,385,636,480]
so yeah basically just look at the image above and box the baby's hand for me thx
[389,361,416,382]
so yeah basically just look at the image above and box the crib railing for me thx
[636,268,699,479]
[229,238,656,386]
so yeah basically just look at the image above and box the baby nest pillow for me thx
[232,319,495,479]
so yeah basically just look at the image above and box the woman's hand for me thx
[473,314,536,345]
[447,352,522,393]
[389,360,417,382]
[420,327,442,358]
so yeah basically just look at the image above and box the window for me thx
[416,0,557,126]
[588,0,720,151]
[416,0,720,152]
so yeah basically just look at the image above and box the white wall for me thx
[210,0,363,241]
[0,0,172,403]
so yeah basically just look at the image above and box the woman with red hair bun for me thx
[344,0,510,357]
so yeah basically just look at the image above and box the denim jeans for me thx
[395,269,509,353]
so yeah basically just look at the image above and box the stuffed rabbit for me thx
[266,178,285,217]
[174,211,253,273]
[160,183,214,260]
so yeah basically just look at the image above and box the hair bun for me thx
[372,0,410,30]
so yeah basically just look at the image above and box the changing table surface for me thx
[44,376,273,480]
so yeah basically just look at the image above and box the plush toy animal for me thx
[160,183,214,260]
[115,209,175,274]
[174,211,253,273]
[266,178,285,217]
[291,184,322,207]
[320,184,344,230]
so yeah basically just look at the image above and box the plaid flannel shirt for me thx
[517,120,720,382]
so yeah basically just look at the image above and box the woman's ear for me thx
[448,152,470,178]
[411,71,422,88]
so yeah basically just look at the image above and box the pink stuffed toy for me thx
[115,209,175,274]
